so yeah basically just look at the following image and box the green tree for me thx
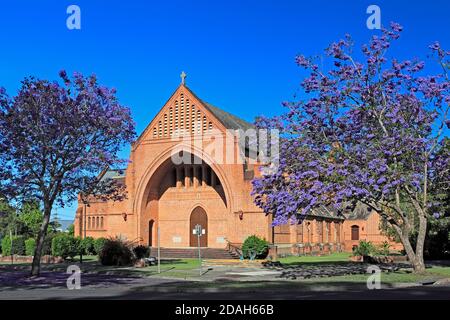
[0,200,25,240]
[67,224,74,236]
[18,202,43,238]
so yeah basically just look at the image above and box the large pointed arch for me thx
[133,143,233,238]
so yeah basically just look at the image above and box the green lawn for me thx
[134,258,201,277]
[305,266,450,284]
[275,253,450,284]
[2,252,449,286]
[277,252,352,265]
[0,256,201,278]
[75,258,203,278]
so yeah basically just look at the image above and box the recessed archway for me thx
[190,207,208,247]
[139,150,228,214]
[135,147,231,247]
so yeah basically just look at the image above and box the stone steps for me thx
[149,247,239,260]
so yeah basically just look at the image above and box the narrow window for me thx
[351,225,360,240]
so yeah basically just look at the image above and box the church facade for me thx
[74,79,399,255]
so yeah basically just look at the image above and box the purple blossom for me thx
[251,22,449,272]
[0,72,136,275]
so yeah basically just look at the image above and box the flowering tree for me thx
[0,71,135,276]
[252,23,449,273]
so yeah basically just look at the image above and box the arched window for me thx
[100,217,104,229]
[88,217,91,229]
[351,225,360,240]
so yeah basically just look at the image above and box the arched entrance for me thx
[190,207,208,247]
[136,148,230,248]
[148,219,155,247]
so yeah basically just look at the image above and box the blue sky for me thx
[1,0,449,221]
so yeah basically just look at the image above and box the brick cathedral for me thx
[74,76,401,255]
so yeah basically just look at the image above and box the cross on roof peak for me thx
[180,71,187,85]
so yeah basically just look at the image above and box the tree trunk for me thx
[413,215,427,273]
[30,206,51,276]
[411,254,426,273]
[396,226,426,274]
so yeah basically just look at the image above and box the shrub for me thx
[1,236,26,255]
[133,245,150,259]
[43,233,56,255]
[99,237,134,266]
[352,240,376,256]
[51,234,80,259]
[376,241,391,256]
[25,238,36,256]
[80,237,95,255]
[242,235,269,259]
[94,237,107,255]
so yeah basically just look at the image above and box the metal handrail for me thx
[225,239,242,258]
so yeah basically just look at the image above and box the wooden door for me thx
[351,225,360,240]
[190,207,208,247]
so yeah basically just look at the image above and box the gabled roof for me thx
[300,202,373,221]
[204,102,254,131]
[133,84,255,148]
[308,206,345,220]
[343,203,373,220]
[183,85,254,131]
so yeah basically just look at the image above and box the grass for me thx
[0,255,202,279]
[136,258,201,277]
[2,252,449,286]
[273,253,450,284]
[277,252,352,265]
[305,266,450,284]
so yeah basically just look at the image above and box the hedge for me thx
[51,234,80,259]
[80,237,95,255]
[25,238,36,256]
[1,235,26,256]
[94,237,107,255]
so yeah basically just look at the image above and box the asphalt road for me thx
[1,276,449,300]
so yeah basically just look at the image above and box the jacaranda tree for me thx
[252,23,449,273]
[0,71,135,276]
